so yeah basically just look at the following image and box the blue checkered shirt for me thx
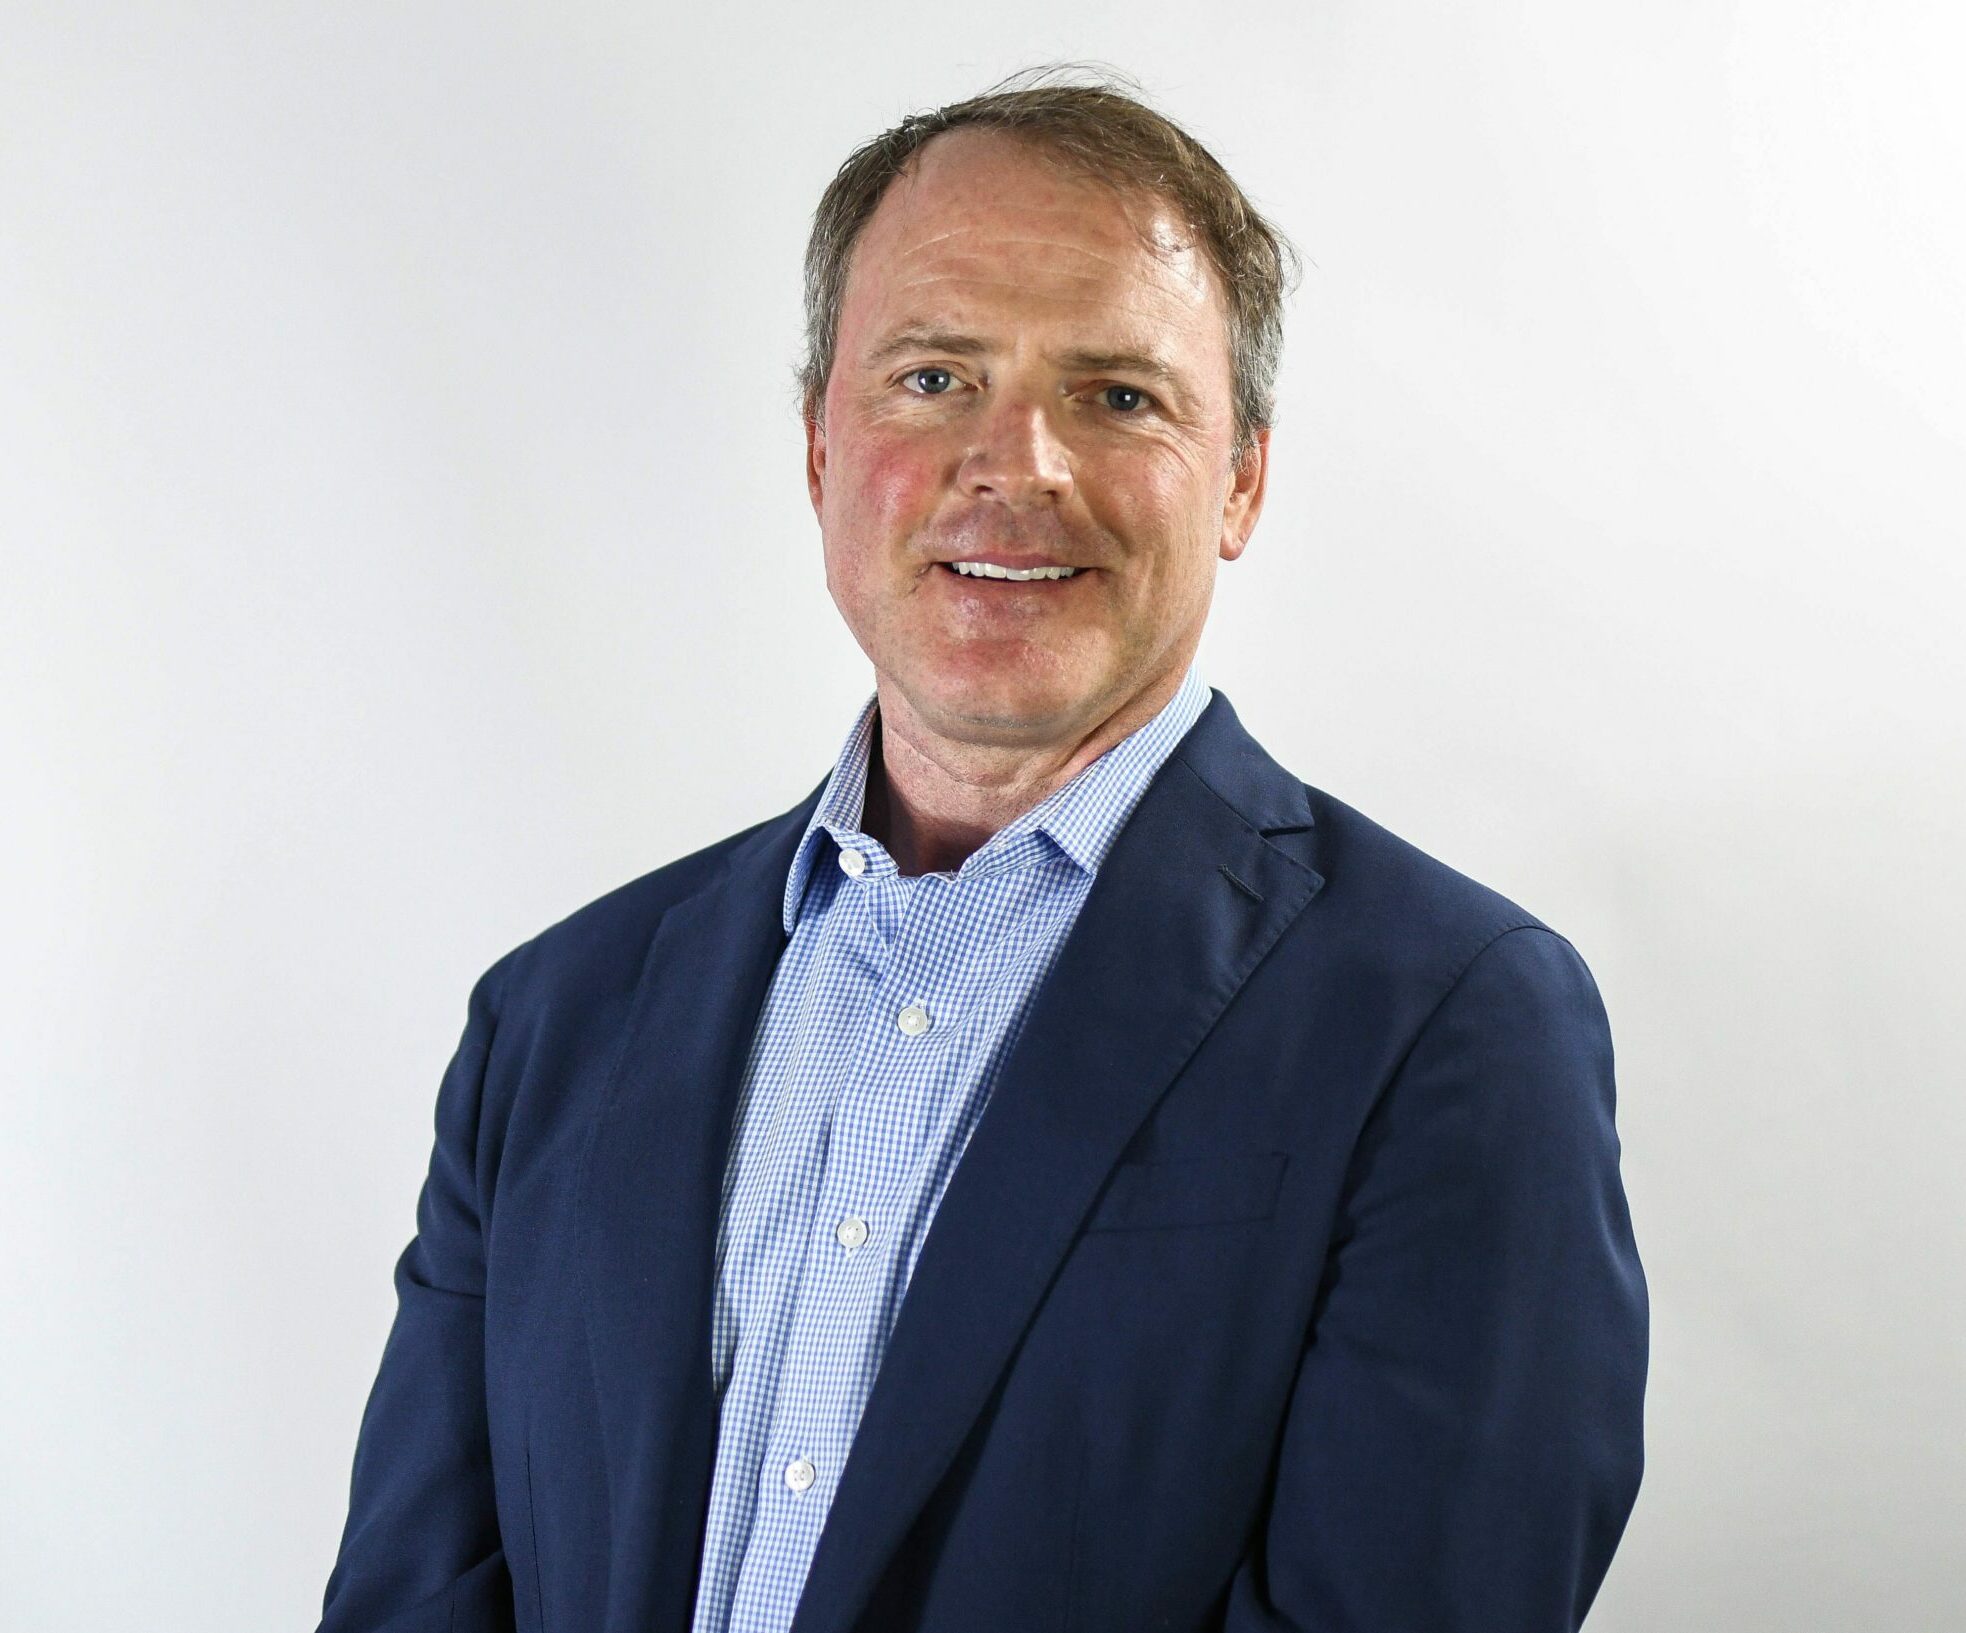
[686,661,1211,1633]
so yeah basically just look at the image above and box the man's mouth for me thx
[937,560,1084,582]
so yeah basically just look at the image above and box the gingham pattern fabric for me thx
[687,660,1211,1633]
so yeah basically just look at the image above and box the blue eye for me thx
[1101,384,1149,413]
[904,367,957,395]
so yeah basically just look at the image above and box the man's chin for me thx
[899,664,1098,745]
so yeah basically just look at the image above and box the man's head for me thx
[801,68,1298,754]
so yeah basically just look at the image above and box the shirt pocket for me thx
[1079,1150,1289,1234]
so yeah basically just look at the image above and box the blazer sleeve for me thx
[317,957,518,1633]
[1222,926,1649,1632]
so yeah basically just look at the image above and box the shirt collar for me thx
[781,660,1210,933]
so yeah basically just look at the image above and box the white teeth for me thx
[949,561,1079,580]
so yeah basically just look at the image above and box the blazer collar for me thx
[574,685,1321,1632]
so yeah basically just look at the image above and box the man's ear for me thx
[1219,426,1270,563]
[804,405,827,518]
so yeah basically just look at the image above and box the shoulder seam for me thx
[1377,921,1568,1103]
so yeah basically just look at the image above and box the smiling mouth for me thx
[937,561,1086,582]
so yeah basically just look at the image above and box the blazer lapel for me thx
[789,691,1325,1633]
[574,782,820,1623]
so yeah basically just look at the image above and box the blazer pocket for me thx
[1080,1150,1289,1234]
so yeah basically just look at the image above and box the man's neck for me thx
[861,664,1189,878]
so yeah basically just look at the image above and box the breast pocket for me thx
[1079,1150,1289,1234]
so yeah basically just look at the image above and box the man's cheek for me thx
[855,433,945,522]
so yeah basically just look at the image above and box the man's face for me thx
[806,128,1268,750]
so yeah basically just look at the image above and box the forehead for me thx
[839,129,1226,352]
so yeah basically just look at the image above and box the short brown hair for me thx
[799,64,1301,463]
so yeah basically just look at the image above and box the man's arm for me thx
[317,957,517,1633]
[1224,926,1649,1631]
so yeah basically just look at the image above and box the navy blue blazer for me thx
[319,689,1647,1633]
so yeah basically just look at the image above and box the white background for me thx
[4,3,1962,1628]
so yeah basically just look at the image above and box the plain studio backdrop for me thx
[4,4,1962,1628]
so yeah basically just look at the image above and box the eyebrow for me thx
[1054,346,1184,392]
[862,328,991,369]
[862,327,1188,392]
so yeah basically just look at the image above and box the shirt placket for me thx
[726,864,950,1627]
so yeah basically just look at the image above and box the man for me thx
[319,70,1647,1633]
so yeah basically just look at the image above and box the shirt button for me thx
[836,1216,868,1250]
[897,1002,931,1036]
[784,1457,816,1494]
[837,847,866,878]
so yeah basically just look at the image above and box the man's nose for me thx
[957,394,1074,505]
